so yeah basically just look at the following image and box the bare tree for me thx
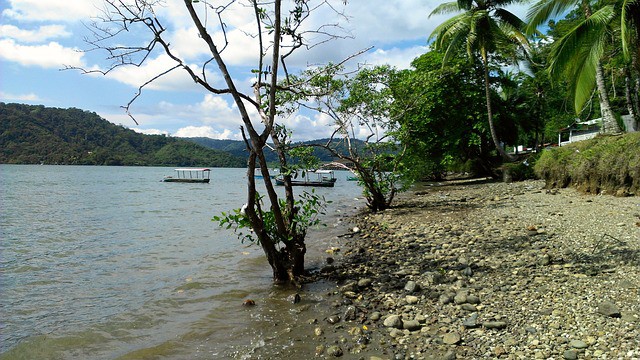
[72,0,352,283]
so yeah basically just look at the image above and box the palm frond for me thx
[526,0,579,35]
[430,1,461,17]
[429,13,464,42]
[620,0,640,60]
[547,8,611,78]
[494,8,527,31]
[572,35,607,111]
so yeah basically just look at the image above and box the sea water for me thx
[0,165,365,359]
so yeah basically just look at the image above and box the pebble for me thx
[483,321,507,329]
[597,301,621,317]
[442,332,461,345]
[570,339,588,349]
[383,315,403,329]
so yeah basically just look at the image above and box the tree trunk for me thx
[632,51,640,131]
[595,61,621,133]
[481,49,514,161]
[624,66,638,131]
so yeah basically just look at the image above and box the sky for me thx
[0,0,529,141]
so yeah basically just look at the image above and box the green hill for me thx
[0,103,245,167]
[187,137,366,163]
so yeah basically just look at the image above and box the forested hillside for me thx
[187,137,366,163]
[0,103,245,167]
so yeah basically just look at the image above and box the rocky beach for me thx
[296,178,640,359]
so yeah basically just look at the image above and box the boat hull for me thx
[163,178,210,183]
[275,179,335,187]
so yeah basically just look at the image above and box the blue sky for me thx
[0,0,528,141]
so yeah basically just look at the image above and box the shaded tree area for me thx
[0,102,245,167]
[393,52,495,179]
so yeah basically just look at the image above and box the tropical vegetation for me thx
[0,102,245,167]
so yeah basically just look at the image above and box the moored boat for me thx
[162,168,211,183]
[275,170,336,187]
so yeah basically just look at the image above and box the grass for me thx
[534,132,640,195]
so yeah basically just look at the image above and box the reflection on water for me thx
[0,165,365,359]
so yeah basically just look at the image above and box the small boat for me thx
[162,168,211,183]
[275,170,336,187]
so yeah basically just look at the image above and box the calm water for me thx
[0,165,365,359]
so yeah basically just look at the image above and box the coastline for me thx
[304,178,640,359]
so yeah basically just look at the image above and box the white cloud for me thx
[2,0,102,22]
[366,45,429,69]
[174,126,240,139]
[0,24,71,42]
[0,91,42,102]
[0,39,84,68]
[104,54,218,91]
[131,128,170,136]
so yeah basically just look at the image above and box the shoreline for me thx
[303,178,640,359]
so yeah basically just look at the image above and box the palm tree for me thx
[429,0,530,161]
[527,0,623,133]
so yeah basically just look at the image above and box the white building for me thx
[558,115,637,146]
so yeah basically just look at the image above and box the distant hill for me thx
[187,137,366,163]
[0,103,245,167]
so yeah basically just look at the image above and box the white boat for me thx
[162,168,211,183]
[275,169,336,187]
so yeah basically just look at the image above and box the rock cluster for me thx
[310,179,640,359]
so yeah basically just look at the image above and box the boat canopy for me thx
[174,168,210,172]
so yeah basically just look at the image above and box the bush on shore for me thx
[534,132,640,195]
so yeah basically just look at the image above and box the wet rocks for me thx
[307,178,640,359]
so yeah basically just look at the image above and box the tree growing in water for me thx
[74,0,351,283]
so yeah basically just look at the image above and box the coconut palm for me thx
[527,0,624,133]
[429,0,530,161]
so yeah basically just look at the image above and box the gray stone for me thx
[563,349,578,360]
[442,351,457,360]
[442,332,461,345]
[463,313,479,328]
[357,278,373,288]
[369,311,381,321]
[327,315,341,324]
[570,339,588,349]
[402,319,422,331]
[404,280,420,293]
[538,254,551,266]
[406,295,419,304]
[461,303,477,311]
[453,293,467,304]
[383,314,403,329]
[597,301,621,317]
[483,321,507,329]
[439,294,453,304]
[466,294,480,304]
